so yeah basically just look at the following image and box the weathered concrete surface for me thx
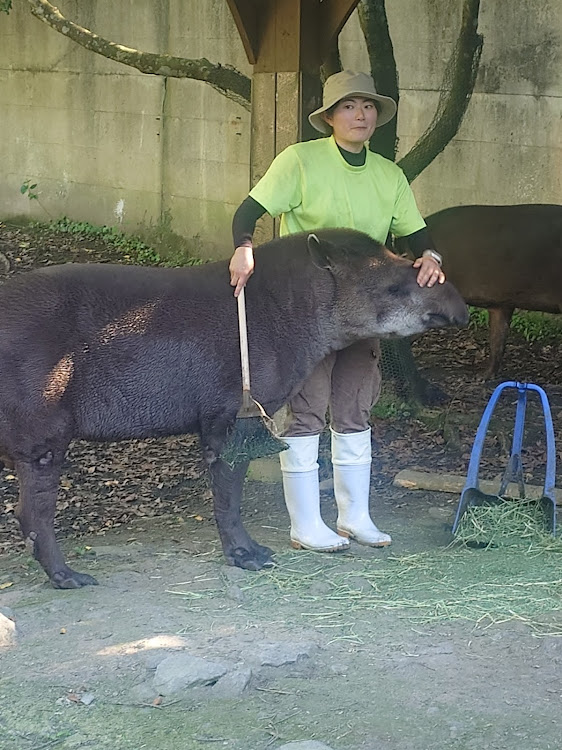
[0,0,560,259]
[0,0,252,260]
[340,1,562,215]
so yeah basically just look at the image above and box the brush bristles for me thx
[221,417,288,468]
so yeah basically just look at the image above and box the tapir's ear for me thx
[307,233,335,271]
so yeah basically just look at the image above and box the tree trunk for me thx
[359,0,482,180]
[358,0,399,160]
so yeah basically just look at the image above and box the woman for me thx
[229,70,445,554]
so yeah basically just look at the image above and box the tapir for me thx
[0,229,468,588]
[425,204,562,377]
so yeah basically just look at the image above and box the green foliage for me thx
[20,179,39,201]
[469,306,562,343]
[468,306,489,330]
[0,0,12,14]
[511,311,562,343]
[47,217,205,267]
[134,210,204,267]
[20,179,53,218]
[371,391,416,420]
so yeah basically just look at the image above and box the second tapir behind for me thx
[0,229,468,588]
[425,204,562,376]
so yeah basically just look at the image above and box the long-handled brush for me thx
[220,286,288,468]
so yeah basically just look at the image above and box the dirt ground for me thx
[1,221,562,750]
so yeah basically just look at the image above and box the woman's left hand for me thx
[413,256,446,287]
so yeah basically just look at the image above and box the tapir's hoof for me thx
[50,568,99,589]
[227,543,275,571]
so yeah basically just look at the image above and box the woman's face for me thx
[322,97,378,153]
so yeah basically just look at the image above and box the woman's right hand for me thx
[229,245,255,297]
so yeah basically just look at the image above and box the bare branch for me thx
[26,0,251,110]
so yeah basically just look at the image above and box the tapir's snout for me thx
[447,288,470,327]
[421,281,469,330]
[423,305,469,329]
[422,311,454,328]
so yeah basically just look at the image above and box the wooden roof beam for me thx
[225,0,259,65]
[319,0,362,58]
[226,0,362,72]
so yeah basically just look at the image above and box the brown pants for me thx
[284,339,382,436]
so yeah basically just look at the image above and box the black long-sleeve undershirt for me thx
[232,195,266,249]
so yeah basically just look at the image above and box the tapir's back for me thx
[0,262,241,442]
[426,204,562,311]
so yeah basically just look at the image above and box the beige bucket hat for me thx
[309,70,397,135]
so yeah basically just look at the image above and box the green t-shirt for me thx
[249,135,425,242]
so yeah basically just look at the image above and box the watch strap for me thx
[422,249,443,267]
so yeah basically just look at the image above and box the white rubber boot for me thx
[331,428,391,547]
[280,435,350,552]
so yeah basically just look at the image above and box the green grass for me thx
[469,306,562,343]
[454,497,553,548]
[169,505,562,637]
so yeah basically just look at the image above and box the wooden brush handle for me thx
[237,287,251,394]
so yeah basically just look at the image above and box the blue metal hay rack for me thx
[452,381,558,536]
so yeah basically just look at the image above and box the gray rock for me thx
[153,653,227,695]
[129,680,160,703]
[0,610,17,648]
[143,651,170,670]
[142,640,190,670]
[277,742,334,750]
[256,641,316,667]
[212,667,252,698]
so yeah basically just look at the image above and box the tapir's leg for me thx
[485,306,514,379]
[206,456,274,571]
[381,339,449,406]
[15,451,98,589]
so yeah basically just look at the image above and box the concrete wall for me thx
[340,0,562,216]
[0,1,560,258]
[0,0,252,259]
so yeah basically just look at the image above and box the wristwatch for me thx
[422,249,443,267]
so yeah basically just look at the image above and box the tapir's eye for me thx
[387,283,408,296]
